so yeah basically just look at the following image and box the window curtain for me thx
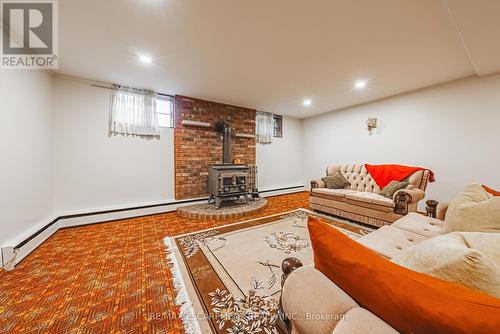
[109,87,160,138]
[256,111,273,144]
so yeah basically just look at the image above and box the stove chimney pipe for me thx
[215,121,232,164]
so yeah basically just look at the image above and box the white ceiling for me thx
[56,0,500,118]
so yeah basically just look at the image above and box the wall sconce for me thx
[366,117,377,135]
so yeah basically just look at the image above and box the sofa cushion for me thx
[308,217,500,334]
[357,225,427,258]
[392,232,500,298]
[322,172,350,189]
[379,180,409,198]
[445,183,500,233]
[392,212,444,237]
[326,164,381,193]
[345,192,395,208]
[311,188,356,198]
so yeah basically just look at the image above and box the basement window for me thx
[273,114,283,138]
[157,97,174,128]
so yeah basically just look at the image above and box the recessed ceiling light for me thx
[138,54,153,64]
[354,80,367,89]
[303,99,312,106]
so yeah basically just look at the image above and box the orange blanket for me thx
[365,164,435,189]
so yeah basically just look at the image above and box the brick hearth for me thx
[174,95,256,200]
[177,198,268,220]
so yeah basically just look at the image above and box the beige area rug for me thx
[165,209,372,334]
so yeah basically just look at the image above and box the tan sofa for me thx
[310,164,432,227]
[279,205,449,334]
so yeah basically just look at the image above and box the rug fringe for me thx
[164,237,202,334]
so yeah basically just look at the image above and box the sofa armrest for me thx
[277,258,304,334]
[393,186,425,204]
[436,202,449,221]
[311,179,325,190]
[281,266,358,334]
[333,308,399,334]
[423,200,449,220]
[393,186,425,215]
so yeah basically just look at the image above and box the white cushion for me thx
[392,232,500,298]
[445,183,500,233]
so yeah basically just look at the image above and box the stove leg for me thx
[215,197,222,209]
[243,194,250,205]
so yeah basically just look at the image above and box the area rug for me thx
[164,209,372,334]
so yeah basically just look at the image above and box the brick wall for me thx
[174,95,256,200]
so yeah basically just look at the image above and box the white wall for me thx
[52,77,304,215]
[302,74,500,204]
[257,116,304,191]
[52,77,174,214]
[0,71,54,247]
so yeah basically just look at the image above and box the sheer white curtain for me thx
[256,111,273,144]
[109,87,160,138]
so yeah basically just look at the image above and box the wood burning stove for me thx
[208,164,250,209]
[208,121,251,209]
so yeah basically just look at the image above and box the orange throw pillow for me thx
[308,217,500,334]
[483,184,500,196]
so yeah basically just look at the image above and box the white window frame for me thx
[273,114,283,138]
[156,97,174,128]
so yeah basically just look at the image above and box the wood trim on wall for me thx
[5,187,305,270]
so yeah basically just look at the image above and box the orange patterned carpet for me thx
[0,192,309,334]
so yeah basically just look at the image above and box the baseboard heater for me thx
[259,185,305,194]
[1,185,304,270]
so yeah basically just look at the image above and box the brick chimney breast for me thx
[174,95,256,200]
